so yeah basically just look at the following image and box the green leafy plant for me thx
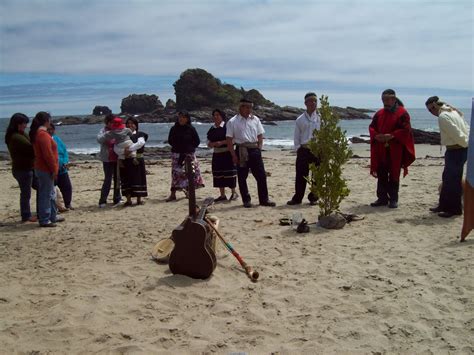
[307,95,352,218]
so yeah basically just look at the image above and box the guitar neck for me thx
[185,155,197,219]
[197,197,214,221]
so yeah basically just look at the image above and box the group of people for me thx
[97,114,149,208]
[5,111,73,227]
[164,99,276,208]
[5,90,470,225]
[369,89,469,218]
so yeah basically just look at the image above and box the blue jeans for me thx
[439,148,468,214]
[99,162,121,205]
[12,169,33,221]
[35,169,58,225]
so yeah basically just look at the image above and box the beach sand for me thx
[0,144,472,353]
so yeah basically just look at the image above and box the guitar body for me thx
[168,155,216,279]
[169,217,217,279]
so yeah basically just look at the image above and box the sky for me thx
[0,0,472,113]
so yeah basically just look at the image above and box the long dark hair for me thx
[176,111,191,125]
[382,88,404,107]
[212,109,227,122]
[126,117,139,131]
[104,113,115,125]
[29,111,51,143]
[5,113,29,145]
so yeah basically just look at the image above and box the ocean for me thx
[0,108,465,154]
[0,73,470,154]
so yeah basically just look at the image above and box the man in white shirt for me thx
[287,92,321,205]
[426,96,469,218]
[226,98,276,208]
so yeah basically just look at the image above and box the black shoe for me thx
[429,206,443,213]
[260,200,276,207]
[229,192,239,201]
[243,201,252,208]
[370,199,388,207]
[309,200,318,206]
[438,211,462,218]
[214,195,227,202]
[286,199,301,205]
[296,219,310,233]
[388,201,398,209]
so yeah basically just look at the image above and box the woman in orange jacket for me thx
[29,112,63,227]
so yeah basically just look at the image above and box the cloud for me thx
[0,0,472,109]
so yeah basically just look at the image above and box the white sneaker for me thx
[112,201,123,208]
[99,203,106,208]
[55,215,65,223]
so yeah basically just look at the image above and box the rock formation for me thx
[120,94,164,114]
[350,128,440,145]
[92,106,112,116]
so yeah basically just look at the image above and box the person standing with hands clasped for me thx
[369,89,415,209]
[425,96,469,218]
[287,92,321,206]
[226,98,275,208]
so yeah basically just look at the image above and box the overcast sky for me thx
[0,0,472,108]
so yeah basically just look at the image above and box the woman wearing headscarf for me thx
[29,111,63,227]
[425,96,469,218]
[5,113,37,222]
[207,109,238,202]
[166,111,204,202]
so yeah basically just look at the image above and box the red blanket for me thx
[369,106,415,181]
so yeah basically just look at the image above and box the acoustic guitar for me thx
[169,155,217,279]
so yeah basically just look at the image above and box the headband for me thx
[304,94,317,103]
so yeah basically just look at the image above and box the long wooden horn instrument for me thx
[204,217,259,282]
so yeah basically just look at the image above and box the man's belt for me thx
[213,146,229,153]
[446,144,465,150]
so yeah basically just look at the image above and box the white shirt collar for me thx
[238,114,255,120]
[304,110,318,121]
[213,121,225,128]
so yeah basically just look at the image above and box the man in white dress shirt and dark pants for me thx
[287,92,321,205]
[226,98,276,208]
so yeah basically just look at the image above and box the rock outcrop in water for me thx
[120,94,164,114]
[350,128,440,145]
[92,105,112,116]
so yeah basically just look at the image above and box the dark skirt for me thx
[212,151,237,188]
[119,158,148,197]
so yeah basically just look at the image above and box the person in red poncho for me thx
[369,89,416,209]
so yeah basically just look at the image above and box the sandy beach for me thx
[0,144,472,354]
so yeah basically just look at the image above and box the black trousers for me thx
[439,148,467,214]
[56,172,73,208]
[236,147,269,204]
[291,147,319,203]
[376,161,400,203]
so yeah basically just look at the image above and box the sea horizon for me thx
[2,108,470,154]
[1,72,471,154]
[1,72,472,118]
